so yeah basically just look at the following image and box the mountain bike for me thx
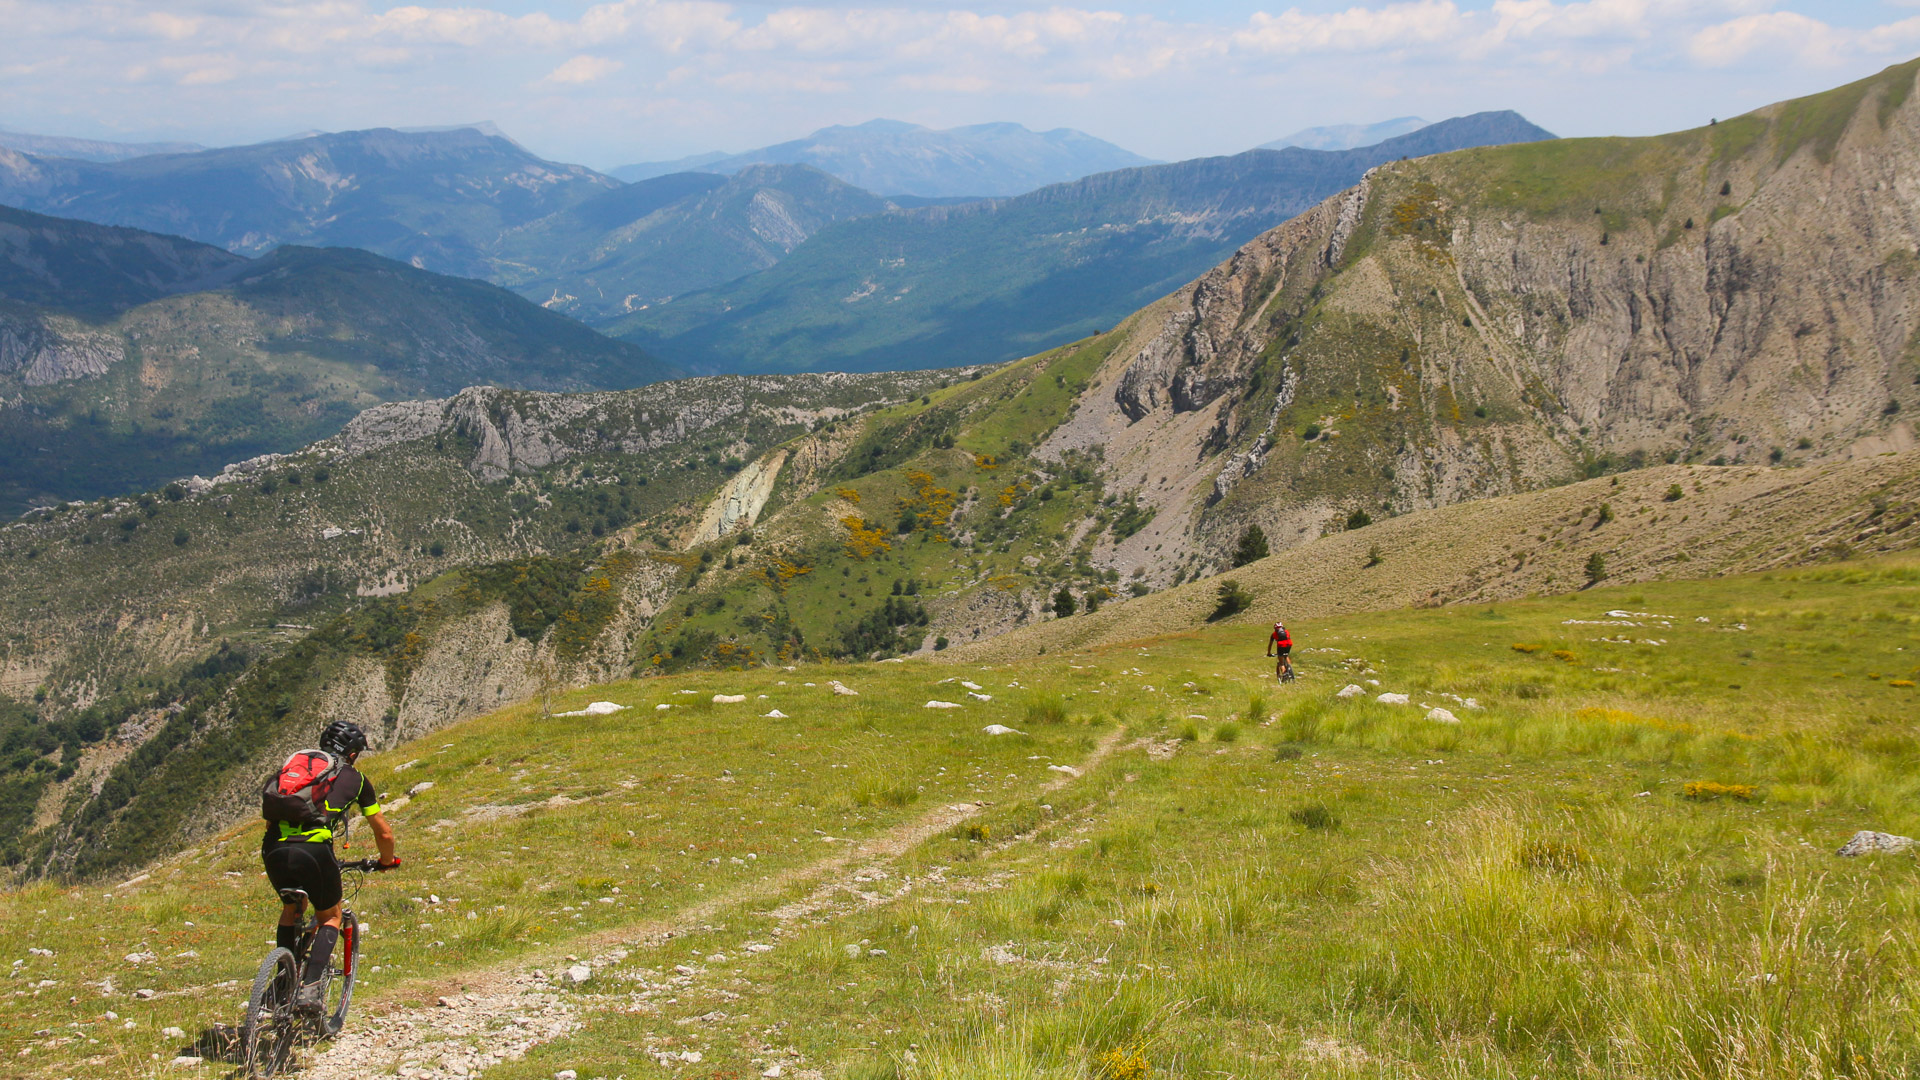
[241,855,387,1078]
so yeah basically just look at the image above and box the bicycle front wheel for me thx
[326,911,360,1036]
[242,947,299,1079]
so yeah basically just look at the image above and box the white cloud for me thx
[542,54,625,84]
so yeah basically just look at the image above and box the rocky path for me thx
[298,728,1129,1079]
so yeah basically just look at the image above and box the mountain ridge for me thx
[612,118,1156,197]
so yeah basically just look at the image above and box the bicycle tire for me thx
[326,911,360,1036]
[242,948,299,1079]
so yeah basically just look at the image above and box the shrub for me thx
[1365,543,1383,567]
[1683,780,1755,801]
[1053,587,1076,619]
[1518,839,1590,873]
[1245,692,1268,724]
[1584,552,1608,586]
[1208,579,1253,621]
[1094,1041,1150,1080]
[1214,722,1241,743]
[1026,693,1068,726]
[934,636,949,651]
[1593,502,1613,526]
[162,483,185,502]
[1301,423,1322,441]
[172,529,189,547]
[1273,744,1304,761]
[1346,508,1372,530]
[1550,649,1578,662]
[1289,803,1339,830]
[1177,722,1200,742]
[1664,483,1684,501]
[1511,643,1543,653]
[1232,524,1269,567]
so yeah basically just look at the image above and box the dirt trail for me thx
[298,727,1130,1079]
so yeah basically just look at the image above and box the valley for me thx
[2,44,1920,1080]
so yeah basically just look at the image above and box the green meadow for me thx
[5,555,1918,1078]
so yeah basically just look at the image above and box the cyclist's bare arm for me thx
[367,812,398,866]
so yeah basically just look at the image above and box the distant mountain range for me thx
[493,164,894,322]
[609,111,1557,373]
[1260,117,1429,151]
[0,127,205,162]
[0,127,617,278]
[612,119,1157,197]
[0,206,671,512]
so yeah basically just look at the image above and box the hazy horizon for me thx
[2,1,1914,171]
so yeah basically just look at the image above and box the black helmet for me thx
[319,720,368,759]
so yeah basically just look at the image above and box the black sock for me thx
[302,925,339,985]
[276,924,299,953]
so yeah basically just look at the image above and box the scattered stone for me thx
[1426,708,1460,724]
[967,692,992,702]
[764,1066,786,1078]
[764,709,788,718]
[674,964,697,976]
[408,782,435,796]
[713,694,747,704]
[171,1056,204,1067]
[982,724,1024,735]
[656,704,671,711]
[745,943,774,953]
[1336,684,1364,698]
[1837,831,1915,856]
[27,948,53,957]
[960,681,983,691]
[556,1071,578,1080]
[925,700,962,709]
[844,944,862,958]
[124,950,155,965]
[134,988,156,999]
[1047,765,1080,777]
[1376,692,1410,705]
[561,965,592,985]
[830,681,858,696]
[162,1026,186,1040]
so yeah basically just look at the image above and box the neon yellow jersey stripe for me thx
[362,802,382,817]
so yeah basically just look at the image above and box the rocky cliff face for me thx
[1043,58,1920,583]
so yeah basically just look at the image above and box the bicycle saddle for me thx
[277,887,309,905]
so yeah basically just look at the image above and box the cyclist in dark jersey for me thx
[262,720,399,1013]
[1268,622,1294,680]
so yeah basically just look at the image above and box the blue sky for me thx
[2,1,1916,168]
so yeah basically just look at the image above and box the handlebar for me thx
[338,857,401,873]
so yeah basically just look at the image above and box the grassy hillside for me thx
[0,242,674,514]
[4,556,1916,1078]
[0,204,245,316]
[608,114,1555,374]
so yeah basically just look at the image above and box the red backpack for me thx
[262,749,344,829]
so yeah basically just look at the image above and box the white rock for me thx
[712,694,747,704]
[171,1057,204,1067]
[1426,707,1460,724]
[746,943,775,953]
[844,943,862,958]
[960,681,983,691]
[764,1066,786,1078]
[1376,692,1410,705]
[556,1071,578,1080]
[967,692,992,701]
[982,725,1025,735]
[27,948,52,957]
[1047,765,1080,777]
[925,700,962,709]
[162,1026,186,1039]
[1336,684,1364,698]
[656,703,671,711]
[554,700,628,717]
[561,964,592,985]
[764,709,788,718]
[830,680,858,696]
[408,781,435,796]
[134,988,156,999]
[1837,830,1916,856]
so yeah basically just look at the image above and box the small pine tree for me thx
[1346,508,1373,530]
[1585,551,1608,587]
[1053,587,1076,619]
[1208,579,1253,622]
[1664,484,1684,502]
[1365,543,1383,567]
[1232,525,1269,567]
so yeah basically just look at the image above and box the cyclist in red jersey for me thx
[1268,622,1294,680]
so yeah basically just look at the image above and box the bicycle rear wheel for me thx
[325,911,360,1036]
[242,948,299,1079]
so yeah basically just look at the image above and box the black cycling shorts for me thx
[263,840,342,910]
[1274,645,1292,656]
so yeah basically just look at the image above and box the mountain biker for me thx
[261,720,399,1014]
[1268,621,1293,680]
